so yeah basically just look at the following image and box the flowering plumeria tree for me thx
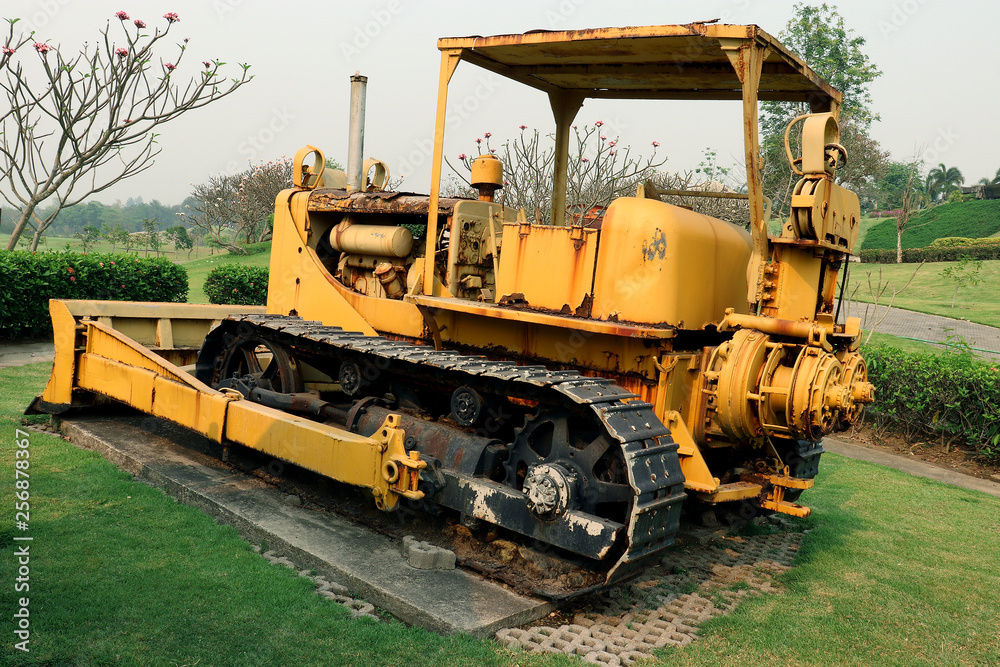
[447,122,666,224]
[1,12,252,250]
[181,157,292,252]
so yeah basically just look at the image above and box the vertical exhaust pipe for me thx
[347,73,368,192]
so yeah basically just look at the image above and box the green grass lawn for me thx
[2,363,999,666]
[845,260,1000,328]
[854,215,884,250]
[862,331,953,355]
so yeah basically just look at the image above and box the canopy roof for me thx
[438,23,840,106]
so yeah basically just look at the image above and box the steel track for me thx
[197,313,688,582]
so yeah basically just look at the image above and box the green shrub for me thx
[204,264,268,305]
[0,251,188,339]
[930,236,1000,248]
[860,200,1000,251]
[858,245,1000,263]
[863,344,1000,464]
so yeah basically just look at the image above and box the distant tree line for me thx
[0,196,192,239]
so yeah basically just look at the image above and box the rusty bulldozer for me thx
[31,23,873,593]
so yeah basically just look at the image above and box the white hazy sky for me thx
[5,0,999,205]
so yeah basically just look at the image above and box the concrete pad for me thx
[59,416,554,636]
[824,436,1000,498]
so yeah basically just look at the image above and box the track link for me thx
[197,314,687,583]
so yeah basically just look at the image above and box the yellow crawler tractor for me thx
[32,24,873,588]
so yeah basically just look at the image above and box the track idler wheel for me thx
[450,386,484,427]
[338,361,365,396]
[211,329,303,393]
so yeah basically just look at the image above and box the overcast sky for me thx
[5,0,998,205]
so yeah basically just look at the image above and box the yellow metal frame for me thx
[40,300,424,510]
[423,23,842,302]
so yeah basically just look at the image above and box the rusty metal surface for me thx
[437,24,840,105]
[407,293,677,340]
[308,189,467,216]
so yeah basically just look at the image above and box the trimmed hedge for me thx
[204,264,268,305]
[930,236,1000,248]
[0,251,188,339]
[858,245,1000,264]
[863,344,1000,464]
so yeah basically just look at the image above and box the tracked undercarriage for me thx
[197,314,687,586]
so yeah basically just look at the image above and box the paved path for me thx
[824,436,1000,498]
[0,339,55,368]
[838,300,1000,360]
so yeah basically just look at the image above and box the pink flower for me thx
[115,11,130,20]
[99,262,105,267]
[581,157,589,162]
[484,132,491,138]
[164,62,176,72]
[202,61,211,68]
[518,125,527,130]
[121,284,126,289]
[489,148,496,154]
[651,141,660,148]
[134,19,146,28]
[475,138,482,144]
[600,136,606,141]
[33,42,52,55]
[115,47,128,58]
[458,153,466,160]
[163,12,180,23]
[110,261,116,265]
[2,47,14,56]
[609,140,616,147]
[595,120,604,127]
[67,267,75,274]
[609,150,615,156]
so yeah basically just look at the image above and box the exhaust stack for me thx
[347,73,368,192]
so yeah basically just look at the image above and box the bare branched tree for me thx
[842,262,924,343]
[446,124,666,223]
[181,157,292,251]
[178,174,240,254]
[896,155,924,263]
[230,158,292,244]
[0,11,252,251]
